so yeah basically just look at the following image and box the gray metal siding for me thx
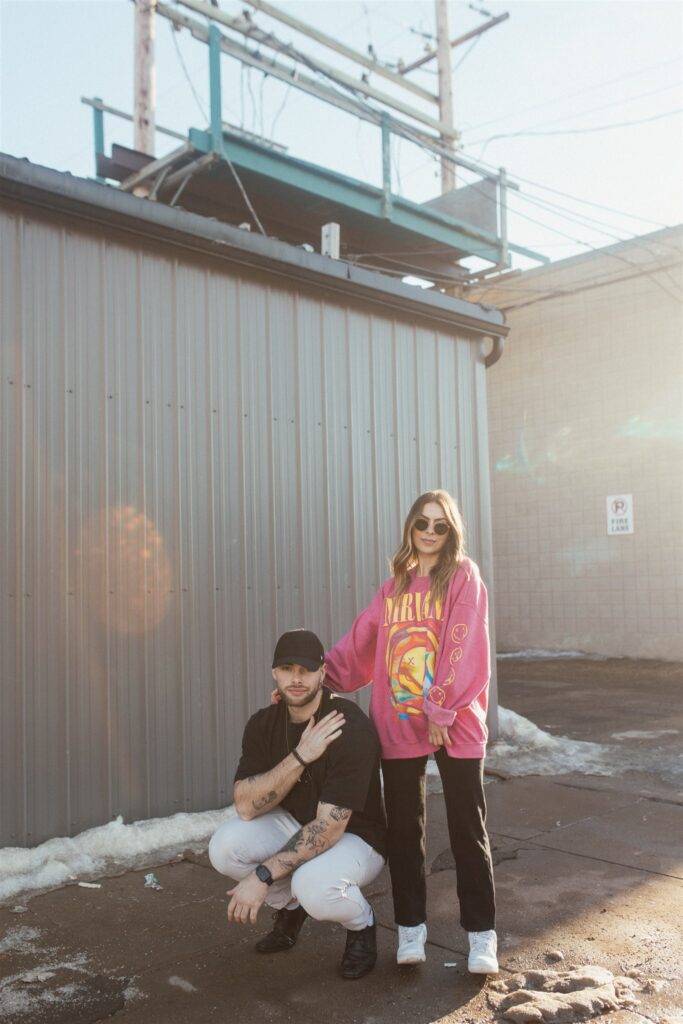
[0,203,496,847]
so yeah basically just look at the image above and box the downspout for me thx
[483,334,505,368]
[479,331,503,743]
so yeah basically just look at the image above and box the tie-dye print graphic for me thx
[385,615,442,720]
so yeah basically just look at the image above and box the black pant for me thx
[381,751,495,931]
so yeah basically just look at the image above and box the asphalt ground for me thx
[1,657,681,1024]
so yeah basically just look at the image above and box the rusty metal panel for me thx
[0,201,497,848]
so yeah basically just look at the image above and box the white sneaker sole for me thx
[397,951,426,965]
[468,959,499,974]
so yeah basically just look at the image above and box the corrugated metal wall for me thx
[0,203,495,847]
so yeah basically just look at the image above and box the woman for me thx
[324,489,497,974]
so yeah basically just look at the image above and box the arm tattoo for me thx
[280,829,305,853]
[304,820,329,851]
[273,819,331,874]
[329,805,352,822]
[251,790,278,811]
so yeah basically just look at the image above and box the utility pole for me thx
[134,0,157,155]
[435,0,455,193]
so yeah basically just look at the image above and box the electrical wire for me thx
[170,22,209,124]
[271,79,293,137]
[462,56,681,134]
[452,34,482,74]
[168,14,270,238]
[401,133,681,300]
[472,107,683,153]
[502,199,682,302]
[463,258,683,312]
[466,81,682,146]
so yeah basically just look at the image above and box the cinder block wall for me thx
[480,228,683,660]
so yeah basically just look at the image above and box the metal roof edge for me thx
[496,224,683,284]
[0,153,507,339]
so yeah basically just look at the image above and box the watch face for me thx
[255,864,273,885]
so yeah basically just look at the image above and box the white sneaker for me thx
[396,923,427,965]
[468,929,499,974]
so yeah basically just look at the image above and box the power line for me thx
[170,22,208,123]
[452,34,482,73]
[404,135,681,299]
[473,107,683,150]
[461,56,681,134]
[460,151,672,230]
[466,81,682,146]
[502,199,682,303]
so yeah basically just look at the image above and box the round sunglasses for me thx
[413,517,450,536]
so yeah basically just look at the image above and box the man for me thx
[209,629,387,980]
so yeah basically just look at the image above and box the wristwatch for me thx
[255,863,274,886]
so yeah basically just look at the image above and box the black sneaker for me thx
[255,905,308,953]
[340,916,377,980]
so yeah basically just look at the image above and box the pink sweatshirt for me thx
[325,558,490,759]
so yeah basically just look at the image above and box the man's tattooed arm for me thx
[233,759,306,821]
[263,802,353,880]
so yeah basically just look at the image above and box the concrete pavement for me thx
[1,657,681,1024]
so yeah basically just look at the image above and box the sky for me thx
[1,0,681,271]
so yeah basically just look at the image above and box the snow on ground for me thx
[425,705,612,780]
[487,706,613,777]
[0,807,234,906]
[0,705,671,906]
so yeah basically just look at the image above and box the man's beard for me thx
[279,679,323,709]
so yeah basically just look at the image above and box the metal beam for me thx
[174,0,455,139]
[118,142,193,192]
[234,0,438,104]
[92,96,105,183]
[81,97,186,141]
[208,23,223,153]
[400,13,510,75]
[188,126,502,262]
[381,113,392,219]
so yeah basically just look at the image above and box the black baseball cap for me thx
[272,629,325,672]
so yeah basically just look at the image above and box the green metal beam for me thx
[93,96,105,183]
[381,114,392,220]
[189,127,504,263]
[208,25,223,154]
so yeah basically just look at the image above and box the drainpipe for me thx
[483,335,505,368]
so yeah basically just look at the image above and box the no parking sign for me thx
[606,494,634,535]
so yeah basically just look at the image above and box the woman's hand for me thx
[427,720,450,747]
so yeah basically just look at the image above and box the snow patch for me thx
[426,706,611,780]
[0,807,235,905]
[0,927,42,954]
[0,954,92,1022]
[611,729,679,740]
[487,707,612,777]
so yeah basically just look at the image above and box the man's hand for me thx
[227,872,268,925]
[296,710,345,764]
[427,720,450,747]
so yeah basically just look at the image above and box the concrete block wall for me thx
[479,228,683,660]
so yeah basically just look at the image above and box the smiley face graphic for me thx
[386,623,440,720]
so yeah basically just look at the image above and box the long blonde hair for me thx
[390,490,465,604]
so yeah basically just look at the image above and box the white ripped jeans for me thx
[209,809,385,932]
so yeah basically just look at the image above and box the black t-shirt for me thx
[234,688,386,858]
